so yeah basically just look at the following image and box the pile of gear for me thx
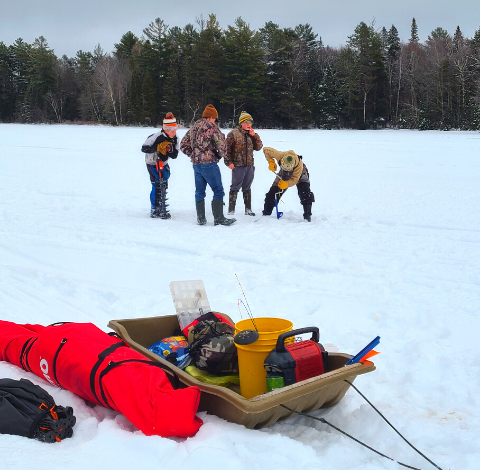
[147,312,238,381]
[0,378,76,443]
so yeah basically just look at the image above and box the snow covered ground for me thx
[1,123,479,469]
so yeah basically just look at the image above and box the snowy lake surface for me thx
[1,124,479,469]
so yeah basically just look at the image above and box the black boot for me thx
[196,200,207,225]
[212,200,236,226]
[263,185,283,216]
[228,190,238,215]
[303,203,312,222]
[243,190,255,216]
[150,208,161,218]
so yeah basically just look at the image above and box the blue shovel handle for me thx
[275,199,283,219]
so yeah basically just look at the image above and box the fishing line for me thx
[237,299,250,320]
[234,274,258,332]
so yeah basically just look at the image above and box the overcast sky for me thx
[1,0,479,57]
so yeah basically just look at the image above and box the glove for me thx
[157,141,172,155]
[278,180,288,190]
[268,159,277,172]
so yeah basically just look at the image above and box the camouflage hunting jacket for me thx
[180,119,227,166]
[263,147,305,188]
[225,127,263,167]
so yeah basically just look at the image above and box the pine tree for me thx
[410,18,419,44]
[24,37,57,121]
[176,23,200,124]
[128,67,143,123]
[453,26,464,52]
[162,59,181,118]
[114,31,138,61]
[220,17,265,124]
[386,25,401,123]
[427,27,450,43]
[471,27,480,52]
[142,18,174,122]
[142,71,157,125]
[0,42,15,121]
[9,39,32,121]
[194,15,223,116]
[345,22,387,127]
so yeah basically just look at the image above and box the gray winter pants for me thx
[230,166,255,192]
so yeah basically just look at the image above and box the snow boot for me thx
[196,200,207,225]
[228,190,238,215]
[151,208,161,218]
[243,190,255,216]
[212,199,236,226]
[303,203,312,222]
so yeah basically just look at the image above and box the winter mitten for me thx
[278,180,288,190]
[268,159,277,172]
[157,141,172,155]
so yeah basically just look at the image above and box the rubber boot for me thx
[303,203,312,222]
[243,190,255,216]
[228,190,238,215]
[212,199,236,226]
[196,200,207,225]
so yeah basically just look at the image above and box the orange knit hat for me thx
[163,112,178,131]
[202,104,218,119]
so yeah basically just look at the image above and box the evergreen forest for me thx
[2,15,480,130]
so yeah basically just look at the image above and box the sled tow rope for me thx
[281,380,444,470]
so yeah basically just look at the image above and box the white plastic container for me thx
[169,280,211,331]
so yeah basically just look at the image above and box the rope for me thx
[281,404,423,470]
[344,380,444,470]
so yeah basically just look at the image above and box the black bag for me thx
[0,378,76,442]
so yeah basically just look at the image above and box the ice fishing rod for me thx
[233,274,259,345]
[234,274,257,330]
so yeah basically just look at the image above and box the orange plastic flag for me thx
[360,350,380,362]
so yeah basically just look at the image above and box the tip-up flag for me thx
[345,336,381,366]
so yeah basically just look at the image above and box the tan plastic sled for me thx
[108,314,376,429]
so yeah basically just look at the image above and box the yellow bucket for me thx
[235,317,293,399]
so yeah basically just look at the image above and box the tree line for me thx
[1,15,480,130]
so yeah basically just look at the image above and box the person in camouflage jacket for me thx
[262,147,315,222]
[180,104,236,226]
[225,111,263,216]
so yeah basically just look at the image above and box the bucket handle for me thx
[275,327,320,353]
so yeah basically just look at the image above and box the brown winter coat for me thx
[180,118,228,165]
[225,127,263,167]
[263,147,304,188]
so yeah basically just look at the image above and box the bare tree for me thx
[93,55,130,125]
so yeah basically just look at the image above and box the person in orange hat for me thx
[180,105,236,226]
[141,112,179,219]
